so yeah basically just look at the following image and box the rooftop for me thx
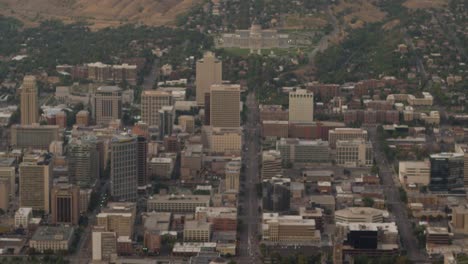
[31,226,75,241]
[97,86,122,92]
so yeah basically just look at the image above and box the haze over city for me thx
[0,0,466,264]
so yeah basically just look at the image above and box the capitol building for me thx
[219,23,290,53]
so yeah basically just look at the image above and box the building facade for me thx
[196,52,222,106]
[51,184,80,225]
[210,84,240,128]
[335,140,373,167]
[289,89,314,123]
[67,136,99,188]
[93,86,122,125]
[141,90,173,127]
[20,75,38,125]
[429,153,464,192]
[19,155,52,213]
[110,135,138,201]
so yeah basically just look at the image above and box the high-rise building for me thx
[451,205,468,235]
[225,160,241,193]
[93,86,122,125]
[51,184,80,225]
[19,154,52,213]
[261,150,282,179]
[110,135,138,201]
[11,124,59,149]
[20,75,38,125]
[141,91,173,127]
[0,167,15,196]
[92,227,117,262]
[158,106,174,140]
[455,144,468,187]
[429,153,464,192]
[196,52,222,106]
[289,89,314,123]
[204,93,211,125]
[67,136,99,187]
[210,84,240,128]
[262,177,291,212]
[137,136,148,189]
[0,178,10,211]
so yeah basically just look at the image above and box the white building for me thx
[289,89,314,123]
[15,207,33,228]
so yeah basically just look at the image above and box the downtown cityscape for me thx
[0,0,467,264]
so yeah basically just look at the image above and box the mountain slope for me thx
[0,0,200,29]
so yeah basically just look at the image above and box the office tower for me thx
[158,106,174,140]
[137,136,148,189]
[76,110,90,127]
[20,75,38,125]
[335,140,373,167]
[141,91,173,127]
[0,167,15,196]
[225,160,241,193]
[455,144,468,187]
[93,86,122,125]
[67,136,99,187]
[196,52,222,106]
[110,135,138,201]
[451,205,468,235]
[262,177,291,212]
[0,178,10,211]
[51,184,80,225]
[210,84,240,128]
[11,124,59,149]
[261,150,283,179]
[92,227,117,262]
[429,153,464,192]
[289,89,314,123]
[19,154,52,213]
[204,93,211,125]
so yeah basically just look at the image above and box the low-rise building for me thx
[29,226,75,253]
[335,207,387,224]
[184,220,212,242]
[276,138,330,165]
[195,207,237,232]
[147,194,210,213]
[335,140,373,167]
[96,202,136,237]
[14,207,32,229]
[398,161,430,186]
[149,157,174,179]
[92,227,117,262]
[262,213,321,245]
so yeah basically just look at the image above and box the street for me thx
[368,127,429,263]
[237,92,262,263]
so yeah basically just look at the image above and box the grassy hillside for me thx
[0,0,201,29]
